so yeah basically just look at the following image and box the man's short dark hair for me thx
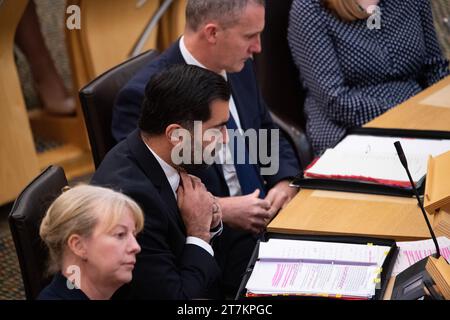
[139,64,231,135]
[186,0,265,31]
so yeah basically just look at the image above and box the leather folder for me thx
[236,233,398,300]
[292,128,450,197]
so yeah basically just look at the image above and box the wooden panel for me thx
[0,0,40,204]
[267,189,443,241]
[61,152,94,180]
[366,76,450,131]
[383,277,396,300]
[158,0,186,51]
[28,109,88,149]
[37,144,85,169]
[65,0,90,90]
[424,151,450,213]
[79,0,160,79]
[37,144,94,179]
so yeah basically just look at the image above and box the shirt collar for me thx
[179,36,227,80]
[144,141,180,198]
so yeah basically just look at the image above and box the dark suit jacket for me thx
[112,40,300,194]
[91,129,222,299]
[38,273,89,300]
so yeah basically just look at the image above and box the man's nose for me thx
[250,35,262,54]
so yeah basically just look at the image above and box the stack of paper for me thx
[245,239,391,299]
[392,237,450,276]
[304,135,450,188]
[258,239,389,266]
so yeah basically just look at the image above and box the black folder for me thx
[291,127,450,197]
[235,232,398,300]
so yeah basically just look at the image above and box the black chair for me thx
[254,0,313,169]
[79,49,160,168]
[270,111,312,171]
[8,165,68,300]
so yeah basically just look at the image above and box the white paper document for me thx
[259,239,390,266]
[305,135,450,187]
[246,261,378,298]
[246,239,392,299]
[392,237,450,276]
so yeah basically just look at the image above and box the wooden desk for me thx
[268,189,439,241]
[268,74,450,242]
[268,75,450,299]
[266,189,440,300]
[366,76,450,130]
[271,76,450,237]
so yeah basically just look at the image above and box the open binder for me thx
[292,128,450,197]
[236,233,398,300]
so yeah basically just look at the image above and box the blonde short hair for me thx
[39,185,144,274]
[322,0,369,22]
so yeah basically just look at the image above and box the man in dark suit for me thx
[112,0,300,234]
[92,65,231,299]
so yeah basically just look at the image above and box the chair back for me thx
[8,166,68,300]
[79,49,159,168]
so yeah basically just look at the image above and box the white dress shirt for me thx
[179,36,243,197]
[145,142,223,256]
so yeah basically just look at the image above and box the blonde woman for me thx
[288,0,450,155]
[38,185,143,300]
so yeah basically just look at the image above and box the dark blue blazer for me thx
[38,273,89,300]
[112,41,300,194]
[91,129,222,299]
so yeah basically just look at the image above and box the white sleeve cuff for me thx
[210,220,223,239]
[186,236,214,257]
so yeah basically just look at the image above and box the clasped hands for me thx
[177,172,222,243]
[218,180,298,234]
[177,172,298,237]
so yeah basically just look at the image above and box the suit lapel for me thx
[228,72,250,131]
[163,39,187,65]
[212,163,226,187]
[126,129,184,229]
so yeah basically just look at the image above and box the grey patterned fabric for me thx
[288,0,450,155]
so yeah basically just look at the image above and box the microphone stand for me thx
[391,141,443,300]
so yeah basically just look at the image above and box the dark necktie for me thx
[226,115,266,198]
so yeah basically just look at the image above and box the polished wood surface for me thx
[158,0,186,50]
[0,0,95,206]
[67,0,186,89]
[1,0,186,206]
[426,256,450,299]
[382,277,395,300]
[366,76,450,131]
[0,0,40,204]
[78,0,160,79]
[268,189,438,241]
[424,151,450,214]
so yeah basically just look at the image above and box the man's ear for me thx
[67,234,88,261]
[203,23,219,44]
[166,124,185,147]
